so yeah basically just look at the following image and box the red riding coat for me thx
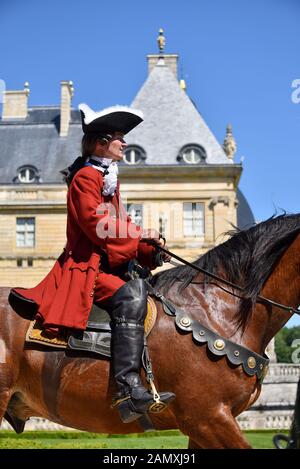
[13,166,156,331]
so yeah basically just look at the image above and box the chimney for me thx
[147,54,179,78]
[60,80,74,137]
[2,82,30,119]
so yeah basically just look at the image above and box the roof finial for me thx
[223,123,237,159]
[157,28,165,54]
[24,81,30,96]
[179,79,186,92]
[69,80,74,98]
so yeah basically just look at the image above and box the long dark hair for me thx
[61,132,112,186]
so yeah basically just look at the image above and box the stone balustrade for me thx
[267,364,300,377]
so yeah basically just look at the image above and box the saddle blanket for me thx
[25,296,157,356]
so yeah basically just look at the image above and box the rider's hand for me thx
[141,228,172,262]
[159,239,172,262]
[141,229,171,263]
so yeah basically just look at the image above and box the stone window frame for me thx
[16,217,36,248]
[16,257,34,267]
[177,144,207,165]
[123,145,147,165]
[159,212,168,238]
[126,203,143,226]
[14,164,41,184]
[183,202,205,238]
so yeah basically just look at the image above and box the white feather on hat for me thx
[78,103,144,134]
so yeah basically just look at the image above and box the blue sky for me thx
[1,0,300,326]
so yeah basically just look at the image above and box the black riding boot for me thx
[108,279,175,423]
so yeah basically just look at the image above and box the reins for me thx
[154,243,300,317]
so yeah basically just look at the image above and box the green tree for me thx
[275,326,300,363]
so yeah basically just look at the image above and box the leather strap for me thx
[146,282,269,383]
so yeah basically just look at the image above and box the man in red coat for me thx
[11,103,175,423]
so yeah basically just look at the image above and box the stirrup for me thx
[112,390,174,424]
[115,397,168,424]
[148,400,168,414]
[117,399,143,424]
[111,396,141,424]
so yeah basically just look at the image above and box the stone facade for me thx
[0,184,67,287]
[0,48,246,287]
[0,166,240,287]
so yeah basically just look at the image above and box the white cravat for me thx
[88,155,119,196]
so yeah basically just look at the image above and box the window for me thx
[126,204,143,226]
[19,167,35,183]
[159,213,168,237]
[16,165,40,183]
[16,257,34,267]
[178,145,206,164]
[183,203,204,237]
[123,146,146,165]
[16,218,35,247]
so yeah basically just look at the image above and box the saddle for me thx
[8,290,157,358]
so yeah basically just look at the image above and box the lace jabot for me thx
[87,155,118,196]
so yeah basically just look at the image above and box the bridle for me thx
[155,243,300,317]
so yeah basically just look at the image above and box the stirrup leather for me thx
[111,395,130,408]
[147,380,167,414]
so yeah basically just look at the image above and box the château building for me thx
[1,32,299,434]
[0,33,254,288]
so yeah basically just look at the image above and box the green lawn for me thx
[0,429,289,449]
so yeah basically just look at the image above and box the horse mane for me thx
[151,213,300,329]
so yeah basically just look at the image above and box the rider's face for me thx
[94,132,127,161]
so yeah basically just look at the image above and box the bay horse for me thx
[1,213,300,448]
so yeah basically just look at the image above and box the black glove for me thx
[154,251,164,267]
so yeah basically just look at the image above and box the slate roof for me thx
[236,188,256,228]
[128,58,229,165]
[0,60,230,183]
[0,107,82,183]
[0,58,254,227]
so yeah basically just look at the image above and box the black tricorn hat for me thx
[78,103,144,135]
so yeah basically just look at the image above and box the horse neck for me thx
[246,234,300,353]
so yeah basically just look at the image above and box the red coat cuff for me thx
[137,241,157,270]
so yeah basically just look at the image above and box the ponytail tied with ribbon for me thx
[60,156,86,187]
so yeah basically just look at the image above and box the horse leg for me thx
[199,415,251,449]
[0,386,13,427]
[188,438,201,449]
[180,407,251,449]
[0,353,24,432]
[0,356,13,426]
